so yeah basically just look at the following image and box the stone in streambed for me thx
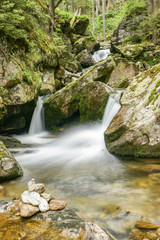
[28,178,36,191]
[49,200,66,211]
[41,192,51,202]
[19,201,39,217]
[21,190,41,206]
[28,179,45,193]
[136,221,160,230]
[39,198,49,212]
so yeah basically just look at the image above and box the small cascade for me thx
[29,96,45,135]
[102,91,121,131]
[92,49,110,62]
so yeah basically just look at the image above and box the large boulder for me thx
[76,49,95,68]
[59,50,82,73]
[107,57,144,88]
[44,79,112,130]
[82,56,115,83]
[0,141,23,181]
[104,64,160,157]
[0,82,38,133]
[73,36,100,55]
[111,10,147,46]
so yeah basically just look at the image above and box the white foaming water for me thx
[92,49,110,62]
[29,96,45,135]
[15,92,121,174]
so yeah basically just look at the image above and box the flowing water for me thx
[92,49,110,62]
[2,50,160,239]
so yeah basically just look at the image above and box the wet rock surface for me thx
[105,64,160,157]
[44,77,112,129]
[0,141,23,181]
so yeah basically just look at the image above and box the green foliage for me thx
[140,10,160,41]
[124,0,147,16]
[123,35,142,44]
[0,87,8,96]
[0,0,53,53]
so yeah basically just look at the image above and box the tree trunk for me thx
[106,0,111,13]
[102,0,106,40]
[72,0,74,12]
[92,0,95,34]
[49,0,55,34]
[96,0,100,16]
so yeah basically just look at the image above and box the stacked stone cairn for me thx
[19,179,66,217]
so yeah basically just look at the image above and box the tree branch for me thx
[55,0,63,9]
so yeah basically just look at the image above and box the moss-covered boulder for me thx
[0,81,38,133]
[73,36,100,55]
[111,9,147,46]
[113,44,144,60]
[59,50,82,73]
[40,71,56,95]
[44,78,112,130]
[76,49,95,68]
[55,12,89,37]
[0,141,23,181]
[82,56,115,83]
[0,136,24,148]
[107,57,144,88]
[104,64,160,157]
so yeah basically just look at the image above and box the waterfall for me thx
[92,49,110,63]
[29,96,45,135]
[102,91,121,131]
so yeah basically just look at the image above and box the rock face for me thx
[44,79,112,130]
[107,57,143,88]
[111,10,146,46]
[104,64,160,157]
[0,141,23,181]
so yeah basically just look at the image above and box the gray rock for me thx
[85,222,115,240]
[105,63,160,157]
[21,191,42,206]
[40,193,51,202]
[39,198,49,212]
[0,141,23,181]
[28,179,36,192]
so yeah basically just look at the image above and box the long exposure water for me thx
[2,50,160,239]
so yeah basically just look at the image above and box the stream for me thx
[2,49,160,239]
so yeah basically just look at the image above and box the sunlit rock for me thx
[39,198,49,212]
[41,193,51,202]
[21,191,41,206]
[19,201,39,217]
[49,200,66,211]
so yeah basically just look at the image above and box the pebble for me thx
[19,201,39,217]
[49,200,66,211]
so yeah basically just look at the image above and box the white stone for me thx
[28,179,36,192]
[21,190,41,206]
[34,183,45,193]
[39,198,49,212]
[40,193,51,202]
[85,222,111,240]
